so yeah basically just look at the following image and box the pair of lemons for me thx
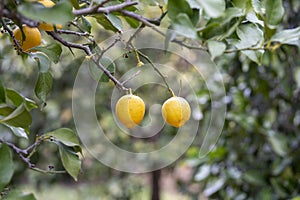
[116,93,191,128]
[12,0,62,52]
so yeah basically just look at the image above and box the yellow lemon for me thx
[116,94,145,128]
[162,96,191,127]
[38,0,63,31]
[13,25,41,52]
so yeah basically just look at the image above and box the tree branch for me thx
[73,1,138,16]
[0,138,66,174]
[47,31,128,91]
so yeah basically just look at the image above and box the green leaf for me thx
[95,14,122,32]
[231,23,264,63]
[271,27,300,46]
[0,143,14,192]
[188,0,225,18]
[123,16,140,28]
[0,104,32,129]
[0,80,5,103]
[167,0,193,21]
[34,72,53,103]
[267,133,289,157]
[106,13,122,32]
[0,105,14,117]
[265,0,284,28]
[79,16,92,33]
[69,0,80,9]
[172,13,198,39]
[59,144,81,181]
[232,0,250,8]
[207,40,226,60]
[24,98,38,111]
[6,89,24,107]
[7,126,28,139]
[18,1,74,25]
[246,11,264,26]
[236,23,263,46]
[31,52,51,73]
[31,43,62,64]
[251,0,264,15]
[2,190,36,200]
[44,128,80,149]
[243,170,265,186]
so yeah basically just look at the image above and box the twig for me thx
[125,24,145,50]
[31,167,66,174]
[73,1,138,16]
[120,10,165,35]
[224,46,265,53]
[47,31,128,91]
[121,70,141,85]
[47,31,92,54]
[98,36,121,61]
[0,138,67,174]
[56,29,91,37]
[0,18,23,53]
[137,50,175,96]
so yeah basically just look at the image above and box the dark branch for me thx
[73,1,138,16]
[47,31,128,91]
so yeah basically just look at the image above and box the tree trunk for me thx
[151,169,161,200]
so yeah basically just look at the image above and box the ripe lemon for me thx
[116,94,145,128]
[13,25,41,52]
[38,0,63,31]
[162,96,191,128]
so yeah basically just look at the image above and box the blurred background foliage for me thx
[0,0,300,199]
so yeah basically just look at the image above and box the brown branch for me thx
[0,18,23,53]
[47,31,128,91]
[73,1,138,16]
[0,138,66,174]
[56,29,91,37]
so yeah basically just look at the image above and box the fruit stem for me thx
[136,50,174,97]
[128,88,133,95]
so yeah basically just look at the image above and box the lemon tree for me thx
[0,0,299,199]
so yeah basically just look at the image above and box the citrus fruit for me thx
[38,0,63,31]
[116,94,145,128]
[162,96,191,127]
[13,25,41,52]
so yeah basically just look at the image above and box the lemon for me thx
[38,0,63,31]
[13,25,41,52]
[116,94,145,128]
[162,96,191,127]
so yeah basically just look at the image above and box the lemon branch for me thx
[47,31,129,91]
[73,1,138,16]
[0,137,66,174]
[137,50,175,96]
[0,18,23,53]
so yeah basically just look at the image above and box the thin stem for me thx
[47,31,128,91]
[136,50,174,96]
[121,70,141,85]
[56,29,91,37]
[98,36,121,62]
[31,167,66,174]
[224,46,265,53]
[0,18,23,53]
[73,1,138,16]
